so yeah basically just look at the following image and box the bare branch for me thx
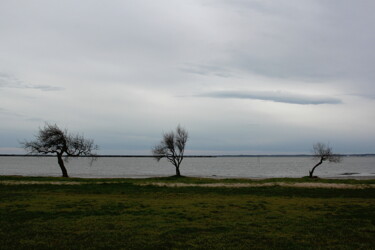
[152,125,189,176]
[312,142,341,162]
[152,144,167,161]
[22,123,98,177]
[309,142,342,178]
[22,123,66,155]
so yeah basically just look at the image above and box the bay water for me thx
[1,156,375,179]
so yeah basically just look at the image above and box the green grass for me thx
[1,175,375,184]
[1,176,375,249]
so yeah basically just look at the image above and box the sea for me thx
[0,156,375,179]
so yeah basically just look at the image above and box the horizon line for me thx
[1,154,374,157]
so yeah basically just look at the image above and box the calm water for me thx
[1,156,375,178]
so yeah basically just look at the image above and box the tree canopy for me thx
[22,123,98,177]
[152,125,188,177]
[309,142,341,178]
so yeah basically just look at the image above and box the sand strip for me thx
[139,182,375,189]
[0,180,82,185]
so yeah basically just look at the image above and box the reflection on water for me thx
[0,156,374,178]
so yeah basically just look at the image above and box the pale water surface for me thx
[0,156,375,178]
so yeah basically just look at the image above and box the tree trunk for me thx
[309,158,323,178]
[175,165,181,177]
[57,153,69,177]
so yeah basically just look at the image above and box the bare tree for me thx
[152,125,188,177]
[309,142,341,178]
[22,123,98,177]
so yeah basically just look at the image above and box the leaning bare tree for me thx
[309,142,341,178]
[152,125,188,177]
[22,123,98,177]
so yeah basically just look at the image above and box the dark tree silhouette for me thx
[22,123,98,177]
[309,142,341,178]
[152,125,188,177]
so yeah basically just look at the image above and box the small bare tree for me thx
[22,123,98,177]
[152,125,188,177]
[309,142,341,178]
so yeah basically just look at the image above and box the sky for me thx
[1,0,375,155]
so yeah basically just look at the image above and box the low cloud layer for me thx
[0,73,63,91]
[180,63,232,78]
[199,90,342,105]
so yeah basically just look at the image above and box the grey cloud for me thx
[346,92,375,100]
[0,108,24,118]
[199,90,342,105]
[25,117,44,122]
[0,73,64,91]
[205,0,294,16]
[208,1,375,86]
[28,85,64,91]
[0,107,44,122]
[180,63,232,78]
[230,54,339,81]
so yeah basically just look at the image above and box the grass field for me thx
[1,176,375,249]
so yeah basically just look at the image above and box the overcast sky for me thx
[1,0,375,155]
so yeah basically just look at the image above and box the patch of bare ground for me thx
[139,182,375,189]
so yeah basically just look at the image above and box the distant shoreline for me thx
[1,154,375,158]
